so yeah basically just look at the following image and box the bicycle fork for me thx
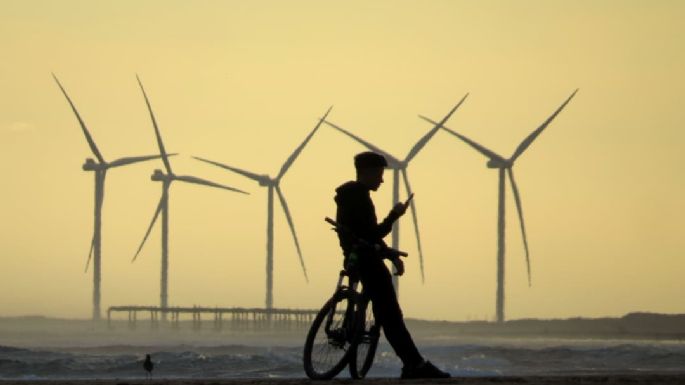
[324,271,360,348]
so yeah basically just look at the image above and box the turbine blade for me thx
[85,234,95,273]
[507,168,531,286]
[175,174,249,194]
[108,153,176,168]
[323,120,399,164]
[132,193,165,262]
[275,185,309,283]
[52,74,106,163]
[192,156,265,183]
[510,89,578,162]
[136,75,173,175]
[420,115,506,162]
[400,169,425,283]
[276,106,333,181]
[406,93,469,163]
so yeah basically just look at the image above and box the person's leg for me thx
[360,259,423,367]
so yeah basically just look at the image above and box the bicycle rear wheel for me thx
[303,289,362,379]
[348,299,380,379]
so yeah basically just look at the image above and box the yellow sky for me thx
[0,0,683,321]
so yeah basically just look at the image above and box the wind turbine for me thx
[419,89,578,323]
[323,94,469,294]
[193,106,332,310]
[132,76,249,313]
[53,74,167,321]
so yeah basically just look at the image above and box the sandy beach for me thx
[0,375,685,385]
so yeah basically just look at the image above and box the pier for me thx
[107,305,321,331]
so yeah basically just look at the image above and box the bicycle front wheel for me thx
[348,299,380,379]
[303,289,362,380]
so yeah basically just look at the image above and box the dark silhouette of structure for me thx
[132,75,249,315]
[53,74,166,321]
[192,106,332,310]
[108,305,319,330]
[419,89,578,323]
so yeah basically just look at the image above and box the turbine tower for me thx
[193,106,332,310]
[323,94,468,294]
[419,89,578,323]
[132,76,249,313]
[53,74,166,321]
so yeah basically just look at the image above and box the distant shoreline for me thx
[2,312,684,344]
[406,312,685,341]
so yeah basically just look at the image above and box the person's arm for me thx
[375,209,400,239]
[375,198,410,239]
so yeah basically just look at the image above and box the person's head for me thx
[354,151,387,191]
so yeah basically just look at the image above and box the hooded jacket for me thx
[334,180,400,258]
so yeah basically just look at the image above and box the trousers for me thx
[357,255,423,368]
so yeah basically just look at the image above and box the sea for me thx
[1,338,684,380]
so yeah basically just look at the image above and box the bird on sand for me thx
[143,354,154,379]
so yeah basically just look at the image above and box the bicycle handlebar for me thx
[324,217,408,258]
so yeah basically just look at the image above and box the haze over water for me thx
[1,1,684,322]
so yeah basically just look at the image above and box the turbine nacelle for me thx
[151,169,169,181]
[388,159,407,170]
[258,176,273,187]
[82,158,105,171]
[487,159,512,169]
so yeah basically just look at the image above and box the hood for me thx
[335,180,368,203]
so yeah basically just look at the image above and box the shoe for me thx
[401,360,451,379]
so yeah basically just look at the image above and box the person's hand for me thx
[391,202,408,217]
[391,257,405,276]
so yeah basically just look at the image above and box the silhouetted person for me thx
[334,151,450,379]
[143,354,154,379]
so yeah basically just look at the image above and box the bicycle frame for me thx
[324,270,361,346]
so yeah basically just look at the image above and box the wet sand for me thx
[1,375,685,385]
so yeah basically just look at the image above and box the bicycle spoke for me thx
[304,291,359,379]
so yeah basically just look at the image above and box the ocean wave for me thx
[0,342,684,379]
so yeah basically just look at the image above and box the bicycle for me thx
[302,217,407,380]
